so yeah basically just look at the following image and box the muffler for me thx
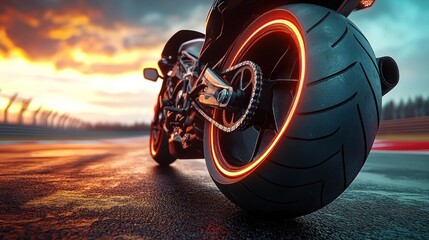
[377,56,399,96]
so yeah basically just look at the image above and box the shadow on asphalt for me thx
[1,141,427,239]
[148,165,316,238]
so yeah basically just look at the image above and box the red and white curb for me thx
[372,140,429,154]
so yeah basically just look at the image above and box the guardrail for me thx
[378,116,429,135]
[0,90,86,129]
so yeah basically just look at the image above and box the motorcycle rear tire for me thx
[204,4,381,217]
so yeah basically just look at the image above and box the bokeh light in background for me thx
[0,0,427,124]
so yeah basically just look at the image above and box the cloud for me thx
[91,100,147,109]
[0,0,212,75]
[0,41,8,53]
[350,0,429,102]
[4,15,60,60]
[1,0,426,125]
[83,61,144,75]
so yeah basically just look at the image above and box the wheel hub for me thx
[192,61,263,132]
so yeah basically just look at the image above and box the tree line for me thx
[382,95,429,120]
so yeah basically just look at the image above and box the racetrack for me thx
[0,137,428,239]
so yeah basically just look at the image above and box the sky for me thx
[0,0,427,124]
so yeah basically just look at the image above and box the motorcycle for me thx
[143,0,399,217]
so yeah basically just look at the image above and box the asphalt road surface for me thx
[0,137,428,239]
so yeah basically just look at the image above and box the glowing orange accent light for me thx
[150,130,161,156]
[209,18,306,178]
[150,135,157,156]
[360,0,375,8]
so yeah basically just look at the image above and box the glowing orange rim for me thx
[209,18,306,178]
[150,126,161,156]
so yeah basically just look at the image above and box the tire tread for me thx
[353,34,378,71]
[270,150,340,169]
[285,126,340,141]
[357,104,369,158]
[306,12,330,33]
[360,63,381,127]
[240,182,299,205]
[307,62,357,87]
[331,26,348,48]
[297,92,357,115]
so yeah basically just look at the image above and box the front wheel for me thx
[204,4,382,217]
[150,105,176,166]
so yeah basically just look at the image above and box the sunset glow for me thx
[0,0,428,124]
[0,0,207,124]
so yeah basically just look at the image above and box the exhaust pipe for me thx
[377,57,399,96]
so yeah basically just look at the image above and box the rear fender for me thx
[199,0,368,67]
[178,38,205,60]
[159,30,205,75]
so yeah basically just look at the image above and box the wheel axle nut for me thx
[217,89,230,104]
